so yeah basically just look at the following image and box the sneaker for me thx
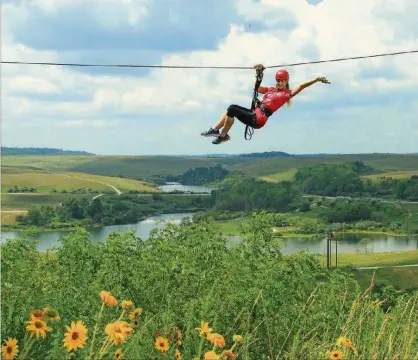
[201,127,220,137]
[212,134,231,144]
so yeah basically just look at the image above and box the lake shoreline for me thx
[3,221,416,239]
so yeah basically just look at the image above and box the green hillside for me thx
[2,153,417,181]
[1,147,94,155]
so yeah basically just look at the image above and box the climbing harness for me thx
[245,66,265,140]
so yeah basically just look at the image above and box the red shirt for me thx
[254,87,293,128]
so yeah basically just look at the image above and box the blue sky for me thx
[2,0,418,155]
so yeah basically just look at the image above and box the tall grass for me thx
[1,213,417,359]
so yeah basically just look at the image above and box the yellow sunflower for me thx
[336,336,353,347]
[221,350,236,359]
[154,336,169,353]
[114,348,123,359]
[232,335,242,343]
[204,351,220,360]
[128,308,143,320]
[336,336,358,355]
[43,307,60,322]
[1,338,18,360]
[63,320,88,351]
[100,291,118,307]
[175,348,182,360]
[121,300,134,311]
[195,321,212,337]
[26,319,53,339]
[29,309,45,321]
[207,333,226,348]
[177,330,183,346]
[328,350,344,359]
[105,321,133,345]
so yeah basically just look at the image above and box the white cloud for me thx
[2,0,418,155]
[56,120,119,128]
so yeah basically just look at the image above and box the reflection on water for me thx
[1,212,418,254]
[1,213,192,251]
[1,208,418,254]
[159,182,213,193]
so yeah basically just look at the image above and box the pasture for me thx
[1,193,97,210]
[318,249,418,268]
[258,168,297,182]
[3,153,418,181]
[1,171,158,194]
[362,170,418,182]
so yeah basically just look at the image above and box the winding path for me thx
[355,264,418,270]
[59,174,122,195]
[302,194,418,205]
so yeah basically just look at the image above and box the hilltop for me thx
[1,147,95,156]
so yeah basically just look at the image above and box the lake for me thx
[2,212,418,254]
[158,182,214,194]
[2,183,418,255]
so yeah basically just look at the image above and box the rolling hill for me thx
[2,153,418,181]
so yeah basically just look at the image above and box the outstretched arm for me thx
[291,77,330,97]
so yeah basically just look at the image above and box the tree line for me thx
[164,164,230,185]
[1,147,94,155]
[293,161,418,201]
[14,194,213,229]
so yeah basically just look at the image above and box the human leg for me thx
[213,112,228,129]
[200,112,228,137]
[212,104,256,144]
[224,105,256,131]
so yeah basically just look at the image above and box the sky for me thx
[2,0,418,155]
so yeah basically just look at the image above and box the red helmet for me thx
[275,69,289,81]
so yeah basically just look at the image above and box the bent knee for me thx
[226,104,238,117]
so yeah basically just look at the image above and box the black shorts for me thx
[226,104,258,128]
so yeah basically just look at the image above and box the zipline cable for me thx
[1,49,417,69]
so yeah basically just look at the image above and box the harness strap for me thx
[245,67,265,140]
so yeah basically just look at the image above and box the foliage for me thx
[7,185,38,193]
[14,194,214,229]
[179,164,230,185]
[1,214,417,359]
[366,175,418,201]
[293,161,418,201]
[1,147,94,155]
[293,161,373,196]
[318,200,407,223]
[238,151,292,158]
[211,177,302,213]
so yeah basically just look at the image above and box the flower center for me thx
[35,321,43,329]
[72,332,79,340]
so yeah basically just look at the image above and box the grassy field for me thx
[318,249,418,268]
[257,167,418,184]
[1,171,159,197]
[0,155,95,171]
[1,211,28,225]
[1,193,97,210]
[229,153,418,177]
[1,171,158,193]
[322,250,418,291]
[362,170,418,182]
[351,267,418,291]
[1,193,98,225]
[1,155,228,179]
[258,168,297,182]
[3,153,418,180]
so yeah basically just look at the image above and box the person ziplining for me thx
[200,64,331,144]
